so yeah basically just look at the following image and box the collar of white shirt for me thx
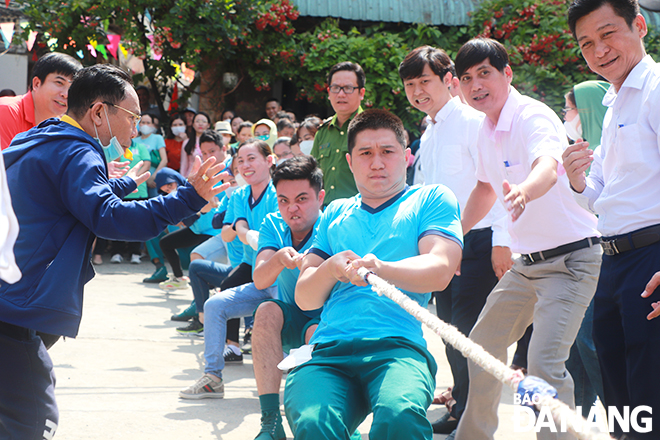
[602,54,654,108]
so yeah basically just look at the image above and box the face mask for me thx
[234,173,248,187]
[171,126,186,136]
[276,157,288,166]
[140,125,156,136]
[563,116,582,141]
[94,106,126,162]
[299,140,314,155]
[225,185,237,198]
[256,134,269,141]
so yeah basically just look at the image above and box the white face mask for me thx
[94,105,125,162]
[225,185,237,198]
[299,140,314,155]
[171,126,186,136]
[563,116,582,141]
[139,125,156,136]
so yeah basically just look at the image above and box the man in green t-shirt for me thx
[310,62,365,206]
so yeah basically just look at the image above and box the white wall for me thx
[0,53,28,95]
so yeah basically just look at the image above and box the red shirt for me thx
[0,92,36,150]
[164,138,183,172]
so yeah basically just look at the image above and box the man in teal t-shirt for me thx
[285,109,464,439]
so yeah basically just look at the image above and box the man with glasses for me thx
[0,64,227,440]
[310,61,365,206]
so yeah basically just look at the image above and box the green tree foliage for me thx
[17,0,660,131]
[17,0,299,116]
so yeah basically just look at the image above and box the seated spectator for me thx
[284,109,463,439]
[171,158,243,323]
[277,118,295,138]
[252,119,277,148]
[293,116,321,156]
[0,89,16,97]
[179,156,324,412]
[176,139,277,339]
[273,137,293,163]
[180,111,212,177]
[164,114,187,172]
[158,130,231,290]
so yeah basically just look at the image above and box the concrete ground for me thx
[49,260,586,440]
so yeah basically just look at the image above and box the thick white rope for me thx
[356,267,613,440]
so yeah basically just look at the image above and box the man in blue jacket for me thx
[0,64,227,440]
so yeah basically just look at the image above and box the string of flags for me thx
[0,22,133,61]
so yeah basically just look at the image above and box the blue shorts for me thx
[192,234,228,264]
[257,299,320,353]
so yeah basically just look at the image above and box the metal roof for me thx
[292,0,480,26]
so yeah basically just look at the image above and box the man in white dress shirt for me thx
[453,38,602,440]
[564,1,660,437]
[398,46,512,438]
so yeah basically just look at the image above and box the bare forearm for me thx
[375,253,458,293]
[253,251,285,290]
[296,261,337,311]
[462,181,496,233]
[235,221,250,245]
[221,224,237,242]
[518,156,557,203]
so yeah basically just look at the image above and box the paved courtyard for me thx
[49,261,590,439]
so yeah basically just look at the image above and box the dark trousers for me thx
[434,227,498,420]
[218,263,253,343]
[593,239,660,440]
[159,227,211,278]
[0,324,58,440]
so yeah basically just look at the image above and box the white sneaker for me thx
[130,254,141,264]
[110,254,123,264]
[179,374,224,399]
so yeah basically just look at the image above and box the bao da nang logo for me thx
[512,392,652,434]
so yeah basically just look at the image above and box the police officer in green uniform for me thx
[311,62,365,206]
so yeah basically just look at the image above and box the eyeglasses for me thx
[328,84,360,94]
[561,107,576,116]
[103,101,142,127]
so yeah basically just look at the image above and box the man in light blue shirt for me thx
[285,109,463,440]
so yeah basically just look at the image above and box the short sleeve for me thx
[223,190,240,226]
[155,134,166,150]
[417,185,463,248]
[522,111,565,166]
[308,205,334,260]
[257,215,282,255]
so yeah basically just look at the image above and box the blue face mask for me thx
[94,105,126,162]
[256,134,269,141]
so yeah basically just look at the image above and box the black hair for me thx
[298,116,322,138]
[237,139,273,158]
[199,129,222,146]
[327,61,366,90]
[272,155,323,194]
[455,38,510,79]
[221,109,235,120]
[30,52,82,91]
[166,113,186,140]
[568,0,639,37]
[0,89,16,97]
[266,98,280,105]
[398,46,453,81]
[66,64,132,119]
[277,118,295,132]
[275,110,291,121]
[237,121,254,133]
[566,89,577,107]
[185,111,212,155]
[347,109,406,155]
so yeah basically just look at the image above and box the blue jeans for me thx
[188,259,233,314]
[204,282,277,378]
